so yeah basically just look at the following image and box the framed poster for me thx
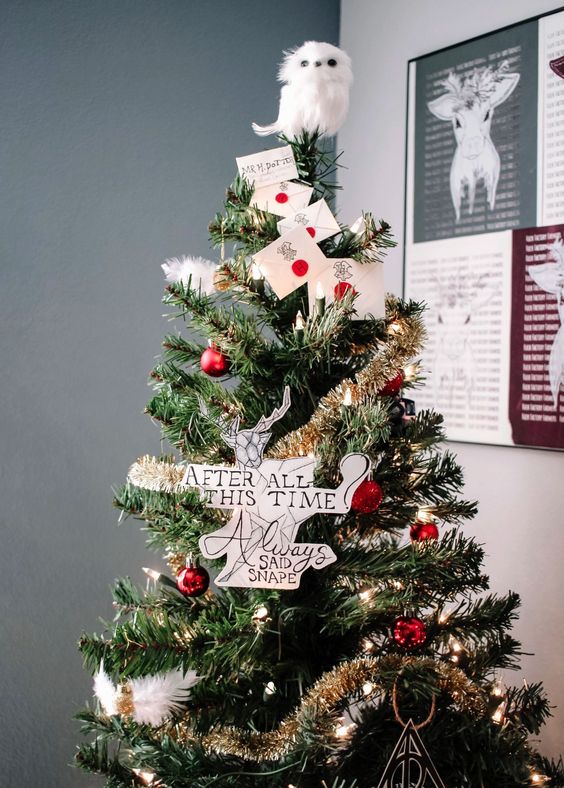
[404,6,564,450]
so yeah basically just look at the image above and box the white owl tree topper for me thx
[182,388,370,589]
[252,41,353,139]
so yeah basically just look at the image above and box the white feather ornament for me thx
[252,41,353,139]
[93,666,118,716]
[161,255,216,295]
[94,667,200,726]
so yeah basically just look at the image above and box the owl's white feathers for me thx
[252,41,353,139]
[94,666,201,726]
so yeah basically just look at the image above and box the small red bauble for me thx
[351,479,384,514]
[176,563,210,597]
[392,616,427,650]
[379,371,404,396]
[200,345,229,377]
[410,520,439,542]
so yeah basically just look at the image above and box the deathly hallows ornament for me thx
[376,720,445,788]
[181,388,370,589]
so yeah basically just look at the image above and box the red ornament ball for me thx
[392,616,427,650]
[379,371,404,396]
[200,345,229,377]
[410,520,439,542]
[351,479,384,514]
[176,564,210,597]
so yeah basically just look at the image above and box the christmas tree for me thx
[76,43,564,788]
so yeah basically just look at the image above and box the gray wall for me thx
[340,0,564,758]
[0,2,339,786]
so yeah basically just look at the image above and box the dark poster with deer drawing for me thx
[413,21,537,243]
[509,225,564,449]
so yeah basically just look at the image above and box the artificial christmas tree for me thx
[76,43,564,787]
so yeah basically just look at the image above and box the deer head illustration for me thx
[200,387,291,468]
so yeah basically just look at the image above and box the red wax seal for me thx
[275,192,289,204]
[306,226,316,238]
[334,281,357,299]
[292,259,309,276]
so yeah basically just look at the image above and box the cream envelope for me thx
[236,145,298,188]
[307,258,385,320]
[250,181,314,218]
[253,226,330,299]
[276,199,341,243]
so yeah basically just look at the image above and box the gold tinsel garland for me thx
[171,655,487,763]
[127,455,186,494]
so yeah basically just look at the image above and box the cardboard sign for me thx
[182,388,371,589]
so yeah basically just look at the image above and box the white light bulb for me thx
[316,281,324,299]
[142,567,161,582]
[264,681,276,696]
[343,387,352,406]
[294,310,305,330]
[254,605,269,621]
[362,682,374,696]
[132,769,155,785]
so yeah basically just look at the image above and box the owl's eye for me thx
[327,58,337,67]
[301,60,309,67]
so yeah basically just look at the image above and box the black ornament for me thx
[376,720,445,788]
[389,397,416,435]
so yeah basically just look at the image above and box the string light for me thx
[492,703,506,724]
[358,589,373,603]
[335,720,356,738]
[315,281,326,317]
[362,681,374,696]
[387,320,403,335]
[294,310,305,333]
[253,605,269,623]
[449,639,463,664]
[142,567,161,582]
[361,637,374,653]
[251,262,265,295]
[342,387,353,406]
[530,771,550,784]
[264,681,276,696]
[416,508,436,523]
[132,769,156,785]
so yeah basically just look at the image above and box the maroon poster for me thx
[509,225,564,448]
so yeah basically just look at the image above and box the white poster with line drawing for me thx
[405,6,564,449]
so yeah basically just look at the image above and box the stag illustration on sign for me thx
[428,61,520,222]
[432,271,497,406]
[526,236,564,408]
[200,387,291,468]
[184,388,370,589]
